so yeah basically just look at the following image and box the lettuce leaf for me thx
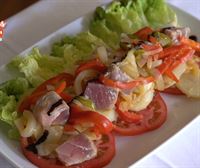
[8,48,66,87]
[0,77,29,100]
[0,77,30,139]
[0,91,19,139]
[89,0,177,49]
[51,32,107,72]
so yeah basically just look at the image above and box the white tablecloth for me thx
[0,0,199,168]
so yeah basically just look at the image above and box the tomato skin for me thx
[69,111,114,134]
[162,86,184,95]
[75,58,106,76]
[115,99,143,123]
[113,92,167,136]
[21,133,115,168]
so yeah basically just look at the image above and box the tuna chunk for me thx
[56,134,97,166]
[84,83,118,110]
[162,27,190,44]
[107,64,130,82]
[33,91,69,128]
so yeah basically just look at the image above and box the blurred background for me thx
[0,0,38,20]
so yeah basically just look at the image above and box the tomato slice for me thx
[21,133,115,168]
[75,58,106,76]
[69,111,114,134]
[113,92,167,136]
[162,86,184,95]
[115,99,143,123]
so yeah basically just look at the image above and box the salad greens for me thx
[0,77,30,139]
[8,48,66,87]
[0,0,177,139]
[90,0,177,49]
[52,32,106,73]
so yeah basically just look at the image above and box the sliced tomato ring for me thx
[75,58,106,76]
[99,75,154,90]
[162,86,184,95]
[134,27,153,40]
[113,92,167,136]
[69,111,113,134]
[115,99,143,123]
[21,132,115,168]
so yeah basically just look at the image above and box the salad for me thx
[0,0,200,168]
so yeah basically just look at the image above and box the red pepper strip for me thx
[33,73,74,94]
[141,43,162,51]
[59,92,73,103]
[18,73,74,112]
[164,48,195,81]
[149,36,158,44]
[180,36,200,51]
[18,91,46,112]
[134,27,153,40]
[115,99,143,123]
[55,81,66,94]
[69,111,113,134]
[99,75,154,90]
[157,57,174,74]
[75,58,106,76]
[164,71,179,82]
[158,44,187,59]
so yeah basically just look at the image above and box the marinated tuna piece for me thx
[56,134,97,166]
[33,91,69,128]
[107,64,130,82]
[162,27,190,44]
[84,83,118,110]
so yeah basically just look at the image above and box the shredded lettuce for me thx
[90,0,177,49]
[8,48,66,87]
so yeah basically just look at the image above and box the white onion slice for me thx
[74,69,99,95]
[97,46,108,65]
[152,60,162,68]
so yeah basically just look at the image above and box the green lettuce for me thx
[90,0,177,49]
[0,77,29,100]
[8,48,66,87]
[51,31,107,72]
[0,77,30,139]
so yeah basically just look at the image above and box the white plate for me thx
[0,5,200,168]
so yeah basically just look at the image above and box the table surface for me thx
[0,0,200,168]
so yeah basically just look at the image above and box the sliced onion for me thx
[147,57,153,69]
[97,46,108,65]
[15,110,37,138]
[152,60,162,68]
[172,63,186,79]
[155,75,165,91]
[74,69,99,95]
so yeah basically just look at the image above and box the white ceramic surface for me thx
[0,3,200,168]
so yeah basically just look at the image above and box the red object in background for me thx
[0,21,6,41]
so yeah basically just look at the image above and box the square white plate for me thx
[0,4,200,168]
